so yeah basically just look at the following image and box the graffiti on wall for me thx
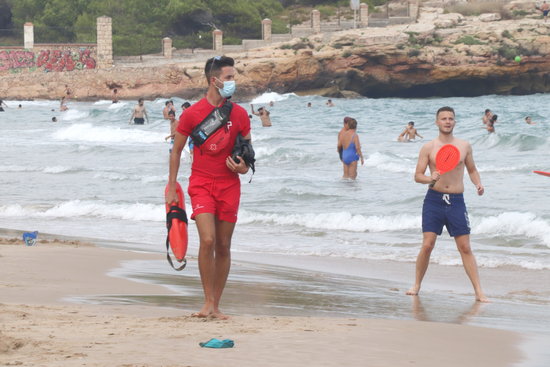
[0,48,96,73]
[0,50,35,71]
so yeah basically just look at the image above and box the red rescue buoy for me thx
[165,182,188,270]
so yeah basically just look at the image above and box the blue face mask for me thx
[216,79,236,98]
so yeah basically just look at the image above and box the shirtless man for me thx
[250,104,272,127]
[541,1,549,22]
[397,121,423,141]
[164,110,178,153]
[130,98,149,124]
[407,106,488,303]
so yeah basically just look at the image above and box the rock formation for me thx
[2,6,550,100]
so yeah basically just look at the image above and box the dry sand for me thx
[0,238,522,367]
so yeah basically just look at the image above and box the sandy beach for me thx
[0,234,525,367]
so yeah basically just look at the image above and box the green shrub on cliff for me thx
[455,35,485,45]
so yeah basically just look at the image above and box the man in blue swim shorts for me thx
[406,106,489,303]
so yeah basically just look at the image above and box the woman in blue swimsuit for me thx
[337,117,364,179]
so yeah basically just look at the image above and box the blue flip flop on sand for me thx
[199,338,234,348]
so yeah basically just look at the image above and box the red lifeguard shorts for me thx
[188,174,241,223]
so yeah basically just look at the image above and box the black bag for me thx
[232,134,255,181]
[190,100,233,147]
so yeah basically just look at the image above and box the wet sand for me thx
[0,233,529,367]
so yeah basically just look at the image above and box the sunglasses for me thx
[208,56,222,79]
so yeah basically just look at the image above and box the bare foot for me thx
[210,311,230,320]
[406,286,420,296]
[476,295,490,303]
[192,304,214,318]
[191,312,209,318]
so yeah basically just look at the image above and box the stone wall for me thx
[0,16,111,75]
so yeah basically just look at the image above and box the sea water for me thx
[2,94,548,268]
[1,94,550,334]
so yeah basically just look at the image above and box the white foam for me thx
[364,151,415,173]
[0,200,168,222]
[43,166,74,174]
[93,100,112,105]
[250,92,295,105]
[239,210,420,232]
[60,109,88,121]
[52,123,165,144]
[472,211,550,247]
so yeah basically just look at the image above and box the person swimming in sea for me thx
[486,114,497,133]
[337,117,364,180]
[397,121,423,142]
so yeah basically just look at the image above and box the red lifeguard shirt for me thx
[177,98,251,179]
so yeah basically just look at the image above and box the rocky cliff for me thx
[2,6,550,100]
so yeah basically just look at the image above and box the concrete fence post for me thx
[162,37,172,58]
[24,22,34,49]
[311,10,321,34]
[262,18,272,41]
[96,16,113,68]
[213,29,223,52]
[360,3,369,27]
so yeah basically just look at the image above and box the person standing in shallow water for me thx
[129,98,149,124]
[406,106,489,303]
[337,117,364,179]
[165,55,251,319]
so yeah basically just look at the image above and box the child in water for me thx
[337,117,364,180]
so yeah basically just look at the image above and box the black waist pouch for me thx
[190,100,233,147]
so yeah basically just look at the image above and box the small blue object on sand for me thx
[199,338,234,348]
[22,231,38,246]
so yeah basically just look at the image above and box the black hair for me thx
[204,56,234,81]
[168,110,176,117]
[490,114,498,122]
[436,106,455,118]
[182,102,191,109]
[408,121,414,126]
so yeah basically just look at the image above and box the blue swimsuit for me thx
[342,134,359,165]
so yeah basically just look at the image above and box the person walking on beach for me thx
[397,121,423,142]
[406,106,488,303]
[130,98,149,124]
[165,55,251,319]
[250,104,272,127]
[337,117,364,179]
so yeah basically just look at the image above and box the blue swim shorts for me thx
[422,189,471,237]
